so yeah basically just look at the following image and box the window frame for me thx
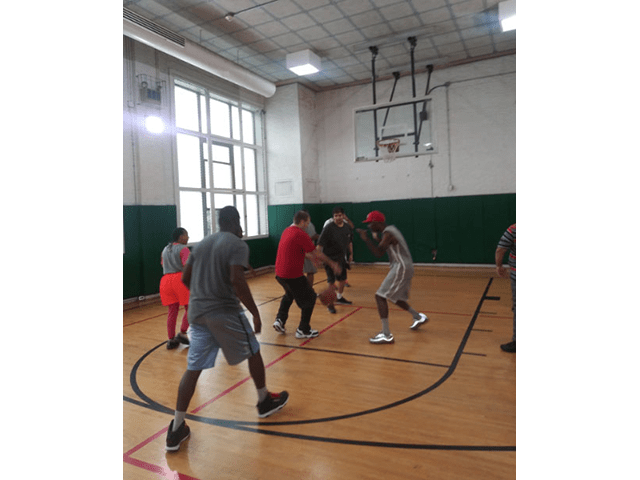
[170,77,269,242]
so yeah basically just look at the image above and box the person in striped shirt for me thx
[496,223,516,353]
[356,211,428,344]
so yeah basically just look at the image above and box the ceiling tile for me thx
[254,20,290,37]
[379,2,415,21]
[323,18,356,35]
[264,0,302,18]
[280,12,317,30]
[123,0,515,90]
[307,4,344,23]
[334,0,374,16]
[350,10,384,28]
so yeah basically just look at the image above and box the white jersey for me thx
[377,225,414,303]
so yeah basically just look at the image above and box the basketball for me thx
[318,287,336,306]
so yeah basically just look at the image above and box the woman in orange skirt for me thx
[160,228,191,349]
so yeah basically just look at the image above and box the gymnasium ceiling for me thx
[123,0,516,91]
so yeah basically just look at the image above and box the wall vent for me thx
[123,7,185,47]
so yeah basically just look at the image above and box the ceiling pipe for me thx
[123,16,276,98]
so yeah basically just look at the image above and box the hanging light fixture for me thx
[498,0,516,32]
[286,49,321,76]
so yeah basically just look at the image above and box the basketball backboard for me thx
[354,97,435,162]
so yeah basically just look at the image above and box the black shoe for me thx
[327,305,336,314]
[166,420,190,451]
[177,332,190,345]
[257,391,289,418]
[500,341,516,353]
[335,296,352,305]
[166,337,180,350]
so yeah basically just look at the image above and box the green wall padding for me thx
[124,194,515,299]
[123,205,177,299]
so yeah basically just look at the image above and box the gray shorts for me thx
[303,257,317,274]
[187,311,260,370]
[376,264,413,303]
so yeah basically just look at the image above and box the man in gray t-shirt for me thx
[186,229,249,322]
[165,206,289,452]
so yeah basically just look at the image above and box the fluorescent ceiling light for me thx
[499,0,516,32]
[286,49,321,76]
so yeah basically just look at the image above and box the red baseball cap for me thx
[363,211,385,223]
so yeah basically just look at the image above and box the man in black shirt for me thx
[317,206,353,313]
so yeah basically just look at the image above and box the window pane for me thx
[179,190,207,242]
[214,193,234,209]
[235,195,245,237]
[175,86,200,132]
[200,95,207,134]
[210,99,230,137]
[244,148,256,191]
[242,109,255,144]
[213,163,232,189]
[231,106,241,140]
[233,146,243,190]
[212,144,230,164]
[177,134,207,188]
[245,194,259,237]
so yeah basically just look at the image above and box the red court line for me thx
[124,312,167,328]
[123,425,201,478]
[124,307,360,477]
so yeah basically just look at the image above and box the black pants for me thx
[275,276,317,333]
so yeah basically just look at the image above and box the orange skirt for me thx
[160,272,190,306]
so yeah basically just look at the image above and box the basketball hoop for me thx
[377,139,400,163]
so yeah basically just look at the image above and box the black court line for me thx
[461,351,487,357]
[485,296,501,301]
[261,342,450,368]
[124,277,515,451]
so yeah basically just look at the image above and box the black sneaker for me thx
[295,328,319,339]
[327,305,336,314]
[177,332,190,345]
[257,391,289,418]
[500,341,516,353]
[166,337,180,350]
[165,420,190,451]
[335,296,352,305]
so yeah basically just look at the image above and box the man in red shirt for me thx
[274,210,341,339]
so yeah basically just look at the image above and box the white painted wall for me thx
[265,84,303,205]
[123,39,175,206]
[315,55,516,203]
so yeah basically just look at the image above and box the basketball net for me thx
[377,139,400,163]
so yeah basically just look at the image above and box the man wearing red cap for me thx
[356,211,428,343]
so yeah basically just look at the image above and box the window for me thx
[173,79,267,242]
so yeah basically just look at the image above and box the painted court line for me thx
[125,307,361,477]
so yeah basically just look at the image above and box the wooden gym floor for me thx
[123,264,516,479]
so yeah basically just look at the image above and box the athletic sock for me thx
[173,411,186,431]
[257,386,269,403]
[336,292,343,299]
[380,318,391,336]
[406,307,419,318]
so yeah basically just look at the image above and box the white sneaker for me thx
[295,328,319,339]
[369,332,394,344]
[273,318,286,334]
[410,313,428,330]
